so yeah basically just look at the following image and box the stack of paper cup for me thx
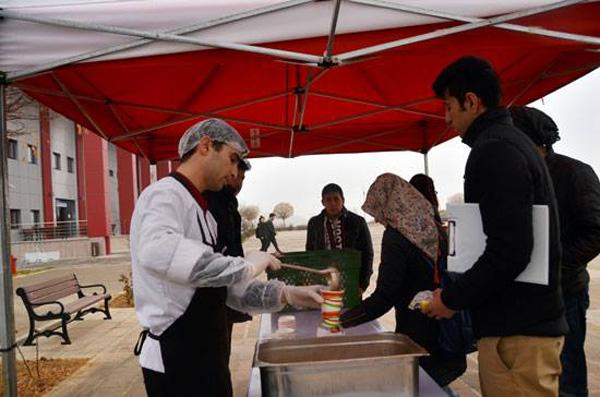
[320,290,344,333]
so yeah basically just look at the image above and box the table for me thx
[247,311,449,396]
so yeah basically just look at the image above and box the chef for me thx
[131,118,323,396]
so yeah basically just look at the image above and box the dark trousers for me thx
[560,287,589,397]
[260,237,281,252]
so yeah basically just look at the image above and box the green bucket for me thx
[267,248,362,310]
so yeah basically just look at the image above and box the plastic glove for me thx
[245,251,282,278]
[282,285,325,309]
[340,305,368,329]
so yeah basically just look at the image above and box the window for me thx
[67,157,74,173]
[10,209,21,229]
[8,139,17,160]
[27,144,38,164]
[109,169,114,177]
[31,210,40,226]
[53,152,61,170]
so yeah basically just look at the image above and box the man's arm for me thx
[442,141,534,310]
[306,217,316,250]
[134,188,251,288]
[563,164,600,266]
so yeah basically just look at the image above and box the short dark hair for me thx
[269,213,275,218]
[432,56,501,109]
[179,140,225,163]
[321,183,344,199]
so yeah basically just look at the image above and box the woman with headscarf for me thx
[340,173,466,387]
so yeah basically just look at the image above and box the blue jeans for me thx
[560,287,589,397]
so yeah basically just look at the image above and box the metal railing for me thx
[10,220,88,242]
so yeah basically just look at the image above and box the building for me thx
[7,94,175,261]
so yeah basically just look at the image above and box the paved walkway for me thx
[5,226,600,396]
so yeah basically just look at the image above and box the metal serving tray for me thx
[255,332,428,397]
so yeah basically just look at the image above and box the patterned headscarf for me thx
[362,173,439,263]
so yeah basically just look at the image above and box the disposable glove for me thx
[282,285,325,309]
[245,251,282,278]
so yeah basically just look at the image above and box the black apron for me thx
[135,172,232,396]
[137,287,231,397]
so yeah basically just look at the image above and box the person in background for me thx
[260,213,283,253]
[204,157,253,365]
[511,106,600,397]
[424,56,568,397]
[410,174,442,224]
[306,183,374,293]
[340,173,466,387]
[130,118,323,396]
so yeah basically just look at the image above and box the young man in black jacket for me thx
[306,183,374,293]
[511,106,600,397]
[204,158,253,364]
[424,57,568,397]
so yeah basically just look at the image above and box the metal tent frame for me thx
[2,0,599,394]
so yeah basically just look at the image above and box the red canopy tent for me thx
[2,0,599,162]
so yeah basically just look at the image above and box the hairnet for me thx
[178,118,249,159]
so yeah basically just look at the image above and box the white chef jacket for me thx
[130,175,285,373]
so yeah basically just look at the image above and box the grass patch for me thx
[0,357,89,396]
[110,292,134,308]
[15,267,52,277]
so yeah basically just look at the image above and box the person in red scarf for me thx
[306,183,374,293]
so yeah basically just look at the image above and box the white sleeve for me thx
[135,187,252,287]
[226,279,286,314]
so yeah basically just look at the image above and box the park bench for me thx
[16,274,112,346]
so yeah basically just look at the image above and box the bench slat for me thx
[30,286,81,304]
[64,294,110,314]
[20,274,77,294]
[27,281,80,303]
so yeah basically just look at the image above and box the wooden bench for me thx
[16,274,112,345]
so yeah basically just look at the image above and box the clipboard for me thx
[447,203,549,285]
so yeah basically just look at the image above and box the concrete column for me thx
[156,160,171,179]
[116,147,136,235]
[79,128,112,254]
[137,156,150,194]
[39,106,53,223]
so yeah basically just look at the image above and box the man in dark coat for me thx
[511,106,600,397]
[425,56,568,397]
[259,213,283,253]
[204,158,253,364]
[306,183,374,292]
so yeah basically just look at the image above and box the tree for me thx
[239,205,259,224]
[6,87,39,137]
[273,202,294,227]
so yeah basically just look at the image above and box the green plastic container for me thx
[267,249,362,310]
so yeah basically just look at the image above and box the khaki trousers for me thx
[478,335,564,397]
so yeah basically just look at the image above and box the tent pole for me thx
[338,0,589,62]
[423,152,429,176]
[324,0,342,59]
[0,81,18,396]
[349,0,598,46]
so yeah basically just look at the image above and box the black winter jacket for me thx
[546,152,600,296]
[341,228,466,386]
[205,188,243,257]
[441,108,568,338]
[306,208,374,290]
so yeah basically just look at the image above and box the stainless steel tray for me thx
[255,332,428,397]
